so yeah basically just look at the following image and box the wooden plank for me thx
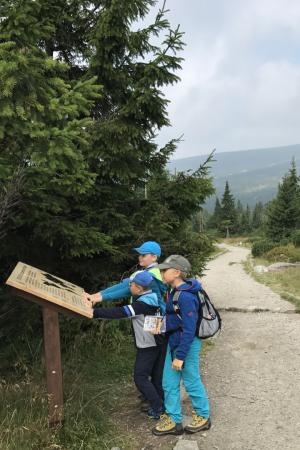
[6,262,93,319]
[9,287,88,320]
[42,307,64,426]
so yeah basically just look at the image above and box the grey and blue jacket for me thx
[93,291,161,349]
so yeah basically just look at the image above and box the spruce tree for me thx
[220,181,237,236]
[266,160,300,241]
[208,197,222,230]
[252,202,265,230]
[240,204,251,234]
[236,199,244,234]
[0,1,215,289]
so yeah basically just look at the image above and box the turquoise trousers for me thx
[162,337,210,423]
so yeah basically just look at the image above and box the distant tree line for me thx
[206,181,266,237]
[205,159,300,245]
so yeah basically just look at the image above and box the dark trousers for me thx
[134,338,167,410]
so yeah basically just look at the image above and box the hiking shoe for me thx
[147,407,164,419]
[184,411,211,434]
[152,413,184,436]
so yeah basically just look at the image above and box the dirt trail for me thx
[192,244,300,450]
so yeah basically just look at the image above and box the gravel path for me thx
[182,243,300,450]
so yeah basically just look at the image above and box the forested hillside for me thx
[168,144,300,208]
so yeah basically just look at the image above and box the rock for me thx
[267,262,300,271]
[173,440,199,450]
[254,265,268,273]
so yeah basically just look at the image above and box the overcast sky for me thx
[152,0,300,159]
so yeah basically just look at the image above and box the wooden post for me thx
[42,306,63,426]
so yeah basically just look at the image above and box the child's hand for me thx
[84,292,102,307]
[172,359,184,371]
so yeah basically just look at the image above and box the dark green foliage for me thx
[219,181,238,236]
[207,197,222,229]
[266,160,300,241]
[0,0,214,351]
[263,244,300,263]
[291,230,300,247]
[252,201,265,230]
[252,239,277,257]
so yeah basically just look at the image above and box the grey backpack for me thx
[172,288,221,339]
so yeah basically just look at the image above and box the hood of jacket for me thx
[175,278,202,295]
[137,291,159,308]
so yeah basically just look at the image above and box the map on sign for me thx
[6,262,93,318]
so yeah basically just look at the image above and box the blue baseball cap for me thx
[133,241,161,257]
[131,271,153,288]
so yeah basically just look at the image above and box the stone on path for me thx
[173,439,199,450]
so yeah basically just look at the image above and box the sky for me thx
[148,0,300,159]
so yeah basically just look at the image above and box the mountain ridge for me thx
[167,144,300,209]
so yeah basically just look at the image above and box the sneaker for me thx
[147,407,164,419]
[184,411,211,434]
[152,413,184,436]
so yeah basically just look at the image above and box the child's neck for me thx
[172,278,185,289]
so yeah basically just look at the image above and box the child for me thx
[87,270,165,419]
[85,241,166,314]
[152,255,210,436]
[84,241,167,413]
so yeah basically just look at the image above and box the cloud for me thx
[155,0,300,158]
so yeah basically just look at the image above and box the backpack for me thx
[172,288,221,339]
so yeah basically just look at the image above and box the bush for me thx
[291,230,300,247]
[264,244,300,263]
[252,239,277,257]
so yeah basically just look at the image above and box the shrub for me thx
[291,230,300,247]
[264,244,300,263]
[252,239,277,257]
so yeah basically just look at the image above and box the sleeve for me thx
[100,279,131,301]
[93,301,151,319]
[93,305,127,319]
[174,293,199,361]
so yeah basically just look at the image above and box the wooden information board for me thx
[5,262,94,425]
[6,262,93,319]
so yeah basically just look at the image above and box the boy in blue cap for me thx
[84,241,167,416]
[86,271,164,418]
[85,241,166,314]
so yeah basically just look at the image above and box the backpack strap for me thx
[172,290,182,320]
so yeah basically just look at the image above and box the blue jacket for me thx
[100,264,167,313]
[166,279,202,361]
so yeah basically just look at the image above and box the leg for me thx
[151,336,168,403]
[182,338,210,418]
[152,345,184,436]
[134,347,162,411]
[162,345,182,423]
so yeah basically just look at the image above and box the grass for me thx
[244,256,300,312]
[0,321,138,450]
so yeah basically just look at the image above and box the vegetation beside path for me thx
[0,314,137,450]
[244,256,300,312]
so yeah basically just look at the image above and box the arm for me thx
[93,300,152,319]
[101,279,131,301]
[85,279,131,306]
